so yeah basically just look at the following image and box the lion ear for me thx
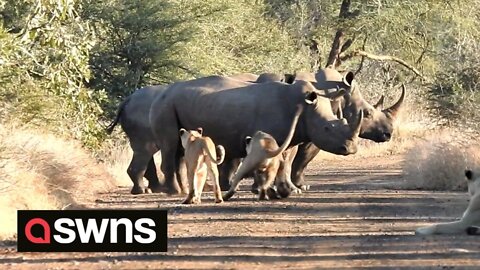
[197,127,203,135]
[466,169,474,180]
[179,128,187,136]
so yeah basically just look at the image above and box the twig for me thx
[339,49,428,81]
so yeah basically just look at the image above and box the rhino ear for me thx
[245,136,252,145]
[304,92,317,105]
[283,74,296,84]
[328,88,346,101]
[197,127,203,135]
[373,95,385,110]
[342,71,355,87]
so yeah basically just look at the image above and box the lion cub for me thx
[223,105,303,201]
[416,169,480,235]
[179,128,225,204]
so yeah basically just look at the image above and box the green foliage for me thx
[171,0,312,77]
[0,0,106,148]
[84,0,189,103]
[1,0,480,152]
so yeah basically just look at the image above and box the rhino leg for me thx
[127,152,151,195]
[145,157,163,193]
[291,143,320,191]
[175,157,189,195]
[219,159,240,191]
[159,141,183,195]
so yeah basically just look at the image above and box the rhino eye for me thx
[363,110,373,118]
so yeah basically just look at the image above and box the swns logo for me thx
[17,210,167,252]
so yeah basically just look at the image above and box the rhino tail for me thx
[106,97,130,135]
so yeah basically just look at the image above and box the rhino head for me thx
[340,72,405,142]
[298,80,363,155]
[307,68,405,143]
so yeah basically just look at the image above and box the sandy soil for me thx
[1,154,479,269]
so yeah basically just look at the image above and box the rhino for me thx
[227,73,259,83]
[106,85,189,195]
[229,72,295,84]
[290,68,405,189]
[149,75,363,194]
[106,73,262,195]
[256,73,296,84]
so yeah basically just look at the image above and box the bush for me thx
[0,123,117,240]
[402,131,480,191]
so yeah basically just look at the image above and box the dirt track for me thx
[1,155,480,269]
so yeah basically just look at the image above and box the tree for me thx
[83,0,190,104]
[0,0,105,148]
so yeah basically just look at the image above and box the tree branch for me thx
[339,50,428,81]
[339,0,351,18]
[354,36,368,75]
[325,30,344,69]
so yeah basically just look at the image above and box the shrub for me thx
[402,131,480,191]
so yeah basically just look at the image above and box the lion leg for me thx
[182,167,196,204]
[416,220,469,235]
[195,165,208,203]
[209,164,223,203]
[223,155,261,201]
[258,161,279,201]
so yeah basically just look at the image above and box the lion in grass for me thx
[416,169,480,235]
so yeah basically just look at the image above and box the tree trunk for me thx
[323,0,352,70]
[325,30,344,68]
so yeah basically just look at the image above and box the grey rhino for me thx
[256,73,296,84]
[106,73,259,195]
[229,72,295,84]
[227,73,259,83]
[106,85,188,195]
[149,75,363,195]
[291,68,405,189]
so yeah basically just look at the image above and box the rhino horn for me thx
[349,107,363,137]
[385,84,406,118]
[353,109,363,137]
[373,95,385,110]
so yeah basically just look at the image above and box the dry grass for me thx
[0,123,116,240]
[402,130,480,191]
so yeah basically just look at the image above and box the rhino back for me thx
[164,77,307,158]
[121,85,167,135]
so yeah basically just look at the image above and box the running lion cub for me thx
[179,128,225,204]
[416,169,480,235]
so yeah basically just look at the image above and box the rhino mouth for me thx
[322,142,357,156]
[360,131,392,143]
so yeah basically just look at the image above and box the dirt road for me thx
[1,155,479,269]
